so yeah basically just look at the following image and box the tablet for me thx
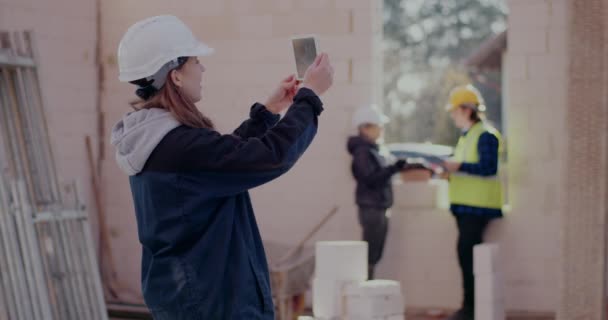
[291,35,318,80]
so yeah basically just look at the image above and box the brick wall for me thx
[557,0,608,318]
[376,0,569,313]
[504,0,567,311]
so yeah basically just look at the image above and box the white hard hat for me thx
[118,15,214,82]
[352,105,389,128]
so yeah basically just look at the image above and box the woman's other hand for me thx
[301,53,334,97]
[264,74,299,114]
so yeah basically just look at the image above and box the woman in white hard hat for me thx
[347,105,407,279]
[111,15,333,319]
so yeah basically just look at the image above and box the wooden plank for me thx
[13,180,49,319]
[36,222,62,320]
[0,177,20,320]
[60,219,89,319]
[17,180,54,319]
[24,32,62,206]
[2,70,37,211]
[0,71,22,185]
[15,68,54,206]
[8,183,34,319]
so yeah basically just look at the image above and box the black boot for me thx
[368,265,375,280]
[444,309,473,320]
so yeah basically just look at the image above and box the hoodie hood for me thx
[347,135,378,155]
[111,108,181,176]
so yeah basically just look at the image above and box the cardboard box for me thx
[400,169,432,182]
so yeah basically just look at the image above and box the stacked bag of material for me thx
[304,241,405,320]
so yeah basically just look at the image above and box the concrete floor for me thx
[109,306,555,320]
[405,310,554,320]
[406,314,554,320]
[111,314,554,320]
[112,316,554,320]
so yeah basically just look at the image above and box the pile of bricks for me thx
[305,241,405,320]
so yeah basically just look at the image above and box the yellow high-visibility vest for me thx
[449,122,503,210]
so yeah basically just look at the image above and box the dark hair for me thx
[459,105,481,123]
[470,110,481,122]
[132,81,158,101]
[130,58,214,129]
[130,57,189,100]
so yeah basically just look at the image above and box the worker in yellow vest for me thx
[442,85,503,320]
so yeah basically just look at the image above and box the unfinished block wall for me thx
[2,0,586,313]
[377,0,570,314]
[502,0,568,313]
[557,0,608,319]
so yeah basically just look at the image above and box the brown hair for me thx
[469,110,481,123]
[459,105,482,123]
[131,61,214,129]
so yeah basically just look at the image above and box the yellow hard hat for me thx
[446,84,486,112]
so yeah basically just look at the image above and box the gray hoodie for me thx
[111,108,181,176]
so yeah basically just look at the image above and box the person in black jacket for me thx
[112,16,334,319]
[347,106,406,279]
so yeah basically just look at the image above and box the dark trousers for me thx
[455,214,491,314]
[358,207,389,280]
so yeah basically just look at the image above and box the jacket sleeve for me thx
[458,132,499,176]
[352,149,400,188]
[177,88,323,197]
[232,103,280,139]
